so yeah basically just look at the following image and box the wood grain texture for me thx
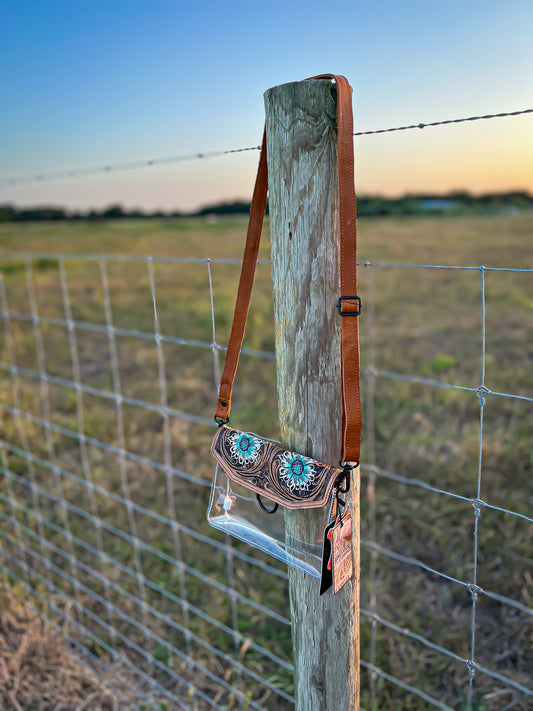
[265,79,360,710]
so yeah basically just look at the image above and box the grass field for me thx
[0,213,531,710]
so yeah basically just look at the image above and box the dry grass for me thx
[0,583,131,710]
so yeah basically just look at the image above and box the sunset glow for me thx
[1,0,531,211]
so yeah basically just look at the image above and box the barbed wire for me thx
[354,108,533,135]
[0,108,531,189]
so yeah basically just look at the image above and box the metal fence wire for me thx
[0,246,530,710]
[1,107,531,189]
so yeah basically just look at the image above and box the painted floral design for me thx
[228,430,263,466]
[278,451,317,492]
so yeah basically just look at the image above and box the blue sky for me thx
[1,0,532,210]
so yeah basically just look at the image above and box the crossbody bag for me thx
[208,74,361,572]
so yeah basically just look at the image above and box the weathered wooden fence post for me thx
[264,79,360,709]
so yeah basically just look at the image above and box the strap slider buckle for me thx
[336,295,361,316]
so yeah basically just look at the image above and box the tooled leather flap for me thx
[211,425,342,511]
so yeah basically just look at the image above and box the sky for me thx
[1,0,532,212]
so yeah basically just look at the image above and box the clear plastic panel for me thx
[207,462,327,578]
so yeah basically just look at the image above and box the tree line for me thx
[0,192,531,222]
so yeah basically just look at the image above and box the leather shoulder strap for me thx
[215,75,361,464]
[214,129,268,422]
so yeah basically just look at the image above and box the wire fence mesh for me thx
[0,252,291,710]
[0,240,530,709]
[360,259,532,710]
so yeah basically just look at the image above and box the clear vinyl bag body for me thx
[207,460,333,578]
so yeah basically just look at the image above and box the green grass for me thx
[0,213,531,710]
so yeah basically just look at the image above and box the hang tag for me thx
[319,518,337,595]
[332,512,353,594]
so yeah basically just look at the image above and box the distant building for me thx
[419,198,457,212]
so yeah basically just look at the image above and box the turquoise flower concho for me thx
[211,425,344,512]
